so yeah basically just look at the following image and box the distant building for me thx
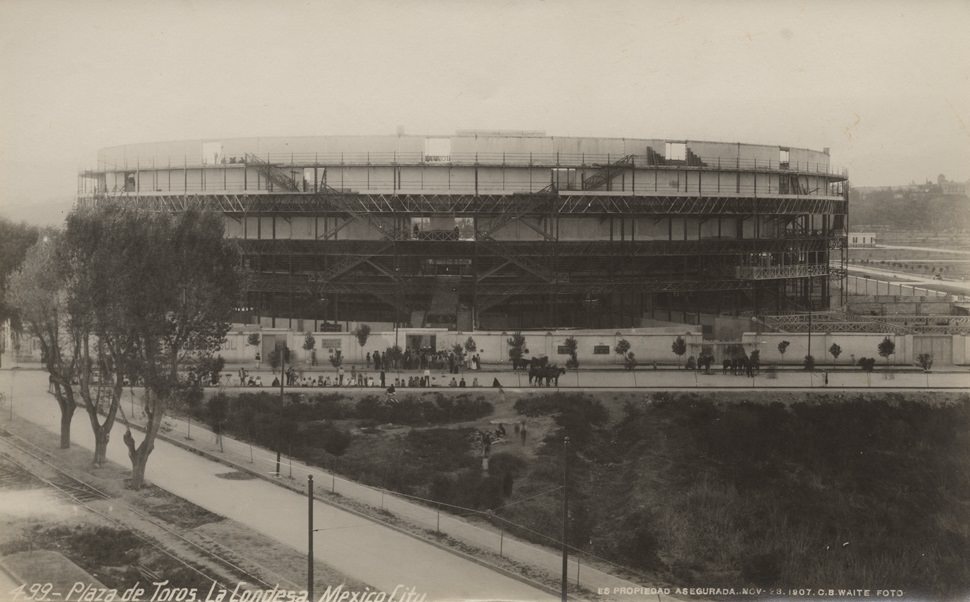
[941,180,967,196]
[849,232,877,247]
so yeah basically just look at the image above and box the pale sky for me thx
[1,0,969,225]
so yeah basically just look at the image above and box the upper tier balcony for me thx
[82,150,848,180]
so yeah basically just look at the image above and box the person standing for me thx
[380,369,386,388]
[366,352,371,368]
[338,365,345,386]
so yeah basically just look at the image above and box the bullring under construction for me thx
[77,132,849,331]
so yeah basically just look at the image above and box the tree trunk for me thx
[126,438,156,489]
[129,448,149,489]
[59,405,75,449]
[93,427,109,466]
[125,393,165,490]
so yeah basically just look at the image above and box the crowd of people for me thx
[226,364,484,389]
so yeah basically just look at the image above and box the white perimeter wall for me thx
[210,329,970,367]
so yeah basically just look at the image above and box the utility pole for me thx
[561,436,570,602]
[800,304,808,360]
[307,475,314,602]
[277,343,285,477]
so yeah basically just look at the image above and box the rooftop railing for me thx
[80,181,849,199]
[84,150,847,179]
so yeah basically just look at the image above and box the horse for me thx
[529,363,564,387]
[540,366,566,387]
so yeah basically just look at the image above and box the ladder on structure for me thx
[581,155,635,191]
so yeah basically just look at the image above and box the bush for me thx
[514,393,607,448]
[301,422,352,456]
[803,354,815,371]
[616,513,665,571]
[488,452,527,477]
[741,552,783,587]
[356,393,492,425]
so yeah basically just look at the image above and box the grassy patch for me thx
[496,392,970,597]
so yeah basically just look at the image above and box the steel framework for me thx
[79,146,849,328]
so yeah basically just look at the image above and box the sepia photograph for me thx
[0,1,968,601]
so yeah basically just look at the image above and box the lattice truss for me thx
[80,172,847,317]
[760,313,970,335]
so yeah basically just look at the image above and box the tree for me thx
[247,333,261,366]
[564,336,579,369]
[671,336,687,366]
[917,353,933,371]
[202,355,226,386]
[777,340,790,362]
[464,336,477,355]
[268,344,290,371]
[449,343,467,370]
[507,332,527,366]
[877,336,896,365]
[803,355,815,371]
[0,217,39,333]
[329,349,343,368]
[828,342,842,364]
[354,323,371,349]
[614,338,636,370]
[303,332,316,365]
[6,229,79,448]
[66,204,240,487]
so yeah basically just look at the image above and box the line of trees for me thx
[6,204,240,489]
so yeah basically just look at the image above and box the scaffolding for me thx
[78,145,849,330]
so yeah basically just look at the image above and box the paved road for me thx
[873,244,970,256]
[0,370,553,602]
[844,264,970,296]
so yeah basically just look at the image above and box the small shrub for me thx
[878,337,896,363]
[354,324,371,348]
[672,336,687,361]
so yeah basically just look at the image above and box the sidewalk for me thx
[139,394,650,598]
[215,362,970,390]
